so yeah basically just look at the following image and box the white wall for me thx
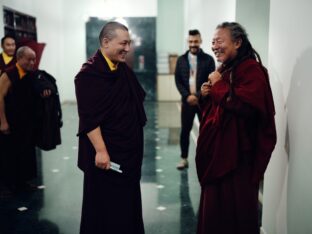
[0,0,65,99]
[184,0,236,57]
[157,0,184,55]
[263,0,312,233]
[1,0,157,101]
[236,0,270,66]
[61,0,157,101]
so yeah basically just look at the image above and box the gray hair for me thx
[16,46,35,59]
[216,22,260,63]
[98,21,128,44]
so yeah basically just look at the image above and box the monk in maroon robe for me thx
[196,22,276,234]
[0,46,38,195]
[0,35,16,75]
[75,22,146,234]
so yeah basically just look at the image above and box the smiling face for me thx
[188,34,202,55]
[1,37,16,56]
[211,28,241,64]
[101,29,131,63]
[18,48,36,71]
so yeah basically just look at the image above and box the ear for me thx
[101,38,110,48]
[234,38,242,49]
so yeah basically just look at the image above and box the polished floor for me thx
[0,102,201,234]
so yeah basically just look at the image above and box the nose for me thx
[124,43,130,52]
[211,42,218,51]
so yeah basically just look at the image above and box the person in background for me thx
[0,46,50,197]
[196,22,277,234]
[175,29,215,170]
[75,21,146,234]
[0,35,16,75]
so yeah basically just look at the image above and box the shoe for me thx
[176,159,189,170]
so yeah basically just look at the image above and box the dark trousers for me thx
[180,102,201,158]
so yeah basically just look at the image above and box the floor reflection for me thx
[0,102,200,234]
[180,170,197,234]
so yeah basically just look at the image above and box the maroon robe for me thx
[196,59,276,234]
[75,50,146,234]
[0,65,37,188]
[0,53,16,75]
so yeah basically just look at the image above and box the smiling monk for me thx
[196,22,277,234]
[75,21,146,234]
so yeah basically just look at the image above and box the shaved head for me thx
[16,46,36,71]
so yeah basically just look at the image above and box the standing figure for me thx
[175,29,215,170]
[75,21,146,234]
[196,22,276,234]
[0,46,39,195]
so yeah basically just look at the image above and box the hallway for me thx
[0,102,201,234]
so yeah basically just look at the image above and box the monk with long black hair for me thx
[75,22,146,234]
[196,22,277,234]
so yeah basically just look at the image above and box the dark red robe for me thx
[0,53,16,75]
[0,65,37,188]
[196,59,276,234]
[75,50,146,234]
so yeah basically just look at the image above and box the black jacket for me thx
[175,49,215,102]
[32,70,62,150]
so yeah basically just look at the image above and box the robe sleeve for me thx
[210,61,276,183]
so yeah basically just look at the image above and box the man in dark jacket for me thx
[175,29,215,169]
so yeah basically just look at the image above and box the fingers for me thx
[41,89,52,97]
[94,150,111,170]
[95,159,111,170]
[201,83,211,97]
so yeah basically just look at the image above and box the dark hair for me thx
[188,29,201,36]
[216,22,262,66]
[216,22,265,101]
[99,21,128,44]
[1,35,16,46]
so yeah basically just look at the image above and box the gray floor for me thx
[0,102,201,234]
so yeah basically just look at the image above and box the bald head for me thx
[16,46,35,59]
[16,46,36,71]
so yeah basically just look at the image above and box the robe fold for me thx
[0,53,16,75]
[196,59,276,234]
[75,50,146,234]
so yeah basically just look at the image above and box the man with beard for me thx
[196,22,276,234]
[0,35,16,75]
[0,46,46,196]
[175,29,215,169]
[75,21,146,234]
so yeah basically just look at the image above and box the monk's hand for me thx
[0,121,10,134]
[95,150,111,170]
[41,89,51,98]
[186,94,198,106]
[208,71,222,86]
[201,82,211,97]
